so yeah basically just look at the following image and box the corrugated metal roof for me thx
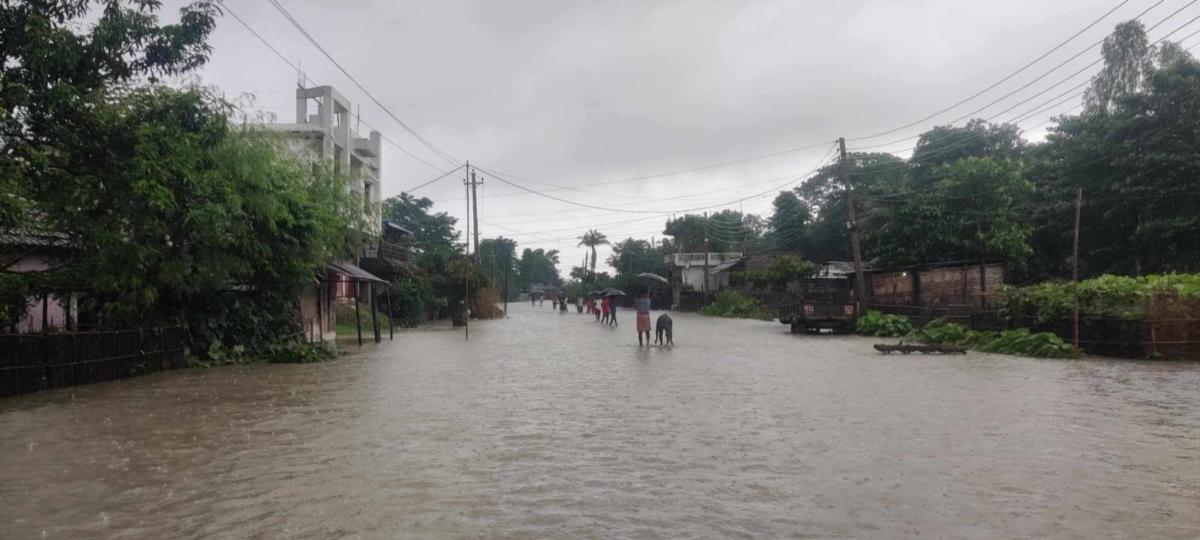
[327,262,388,284]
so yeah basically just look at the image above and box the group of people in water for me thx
[536,290,673,347]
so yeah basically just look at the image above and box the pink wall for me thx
[7,252,74,333]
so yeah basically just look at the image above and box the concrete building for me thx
[271,84,389,344]
[272,85,383,235]
[665,252,744,292]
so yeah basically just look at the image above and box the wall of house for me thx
[678,266,732,292]
[8,253,74,333]
[870,263,1005,308]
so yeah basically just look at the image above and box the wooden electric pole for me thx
[839,137,868,314]
[1073,188,1083,349]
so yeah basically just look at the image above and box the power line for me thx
[849,11,1200,167]
[406,164,467,193]
[219,1,455,175]
[850,0,1189,154]
[263,0,460,166]
[847,0,1150,142]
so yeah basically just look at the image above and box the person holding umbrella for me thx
[635,289,652,346]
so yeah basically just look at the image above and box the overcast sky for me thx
[163,0,1198,275]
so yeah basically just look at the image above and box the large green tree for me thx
[768,191,812,254]
[663,214,707,252]
[1029,31,1200,277]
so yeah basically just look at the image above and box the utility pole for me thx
[468,170,482,260]
[1072,188,1083,350]
[839,137,868,314]
[703,211,710,305]
[463,161,471,340]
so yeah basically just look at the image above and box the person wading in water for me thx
[635,289,652,346]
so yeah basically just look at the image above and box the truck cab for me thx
[778,277,856,334]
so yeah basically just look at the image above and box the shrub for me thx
[973,329,1074,358]
[855,310,914,337]
[997,273,1200,323]
[913,321,1073,358]
[700,290,771,319]
[265,342,337,364]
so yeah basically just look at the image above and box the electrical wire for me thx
[263,0,460,166]
[847,0,1155,142]
[219,1,456,174]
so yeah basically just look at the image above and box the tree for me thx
[867,157,1033,271]
[798,152,906,261]
[381,193,461,255]
[1030,41,1200,277]
[577,229,609,280]
[1,0,218,231]
[477,236,517,286]
[1085,21,1153,113]
[13,85,364,351]
[908,120,1024,187]
[662,215,707,252]
[607,237,669,282]
[706,210,763,253]
[769,191,812,254]
[515,248,562,291]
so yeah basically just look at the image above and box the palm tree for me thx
[577,229,609,281]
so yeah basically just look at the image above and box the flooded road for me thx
[2,304,1199,538]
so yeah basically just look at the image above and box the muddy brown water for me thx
[2,305,1198,538]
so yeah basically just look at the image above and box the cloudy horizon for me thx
[163,0,1196,275]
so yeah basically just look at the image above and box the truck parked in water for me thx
[778,277,856,334]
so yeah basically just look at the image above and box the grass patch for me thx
[699,290,772,320]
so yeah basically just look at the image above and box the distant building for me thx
[271,84,383,235]
[270,84,389,343]
[665,252,744,292]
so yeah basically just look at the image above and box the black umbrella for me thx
[603,288,627,297]
[634,272,670,288]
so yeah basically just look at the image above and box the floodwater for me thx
[2,305,1199,539]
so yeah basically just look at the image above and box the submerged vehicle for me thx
[778,277,856,334]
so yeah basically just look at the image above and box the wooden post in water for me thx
[386,285,394,341]
[354,280,363,346]
[370,282,380,343]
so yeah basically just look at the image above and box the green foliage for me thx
[855,310,914,337]
[914,321,1073,358]
[606,237,672,294]
[577,229,609,280]
[769,191,812,253]
[973,329,1074,358]
[997,273,1200,323]
[700,290,771,320]
[737,255,818,292]
[381,193,461,254]
[0,273,31,329]
[866,155,1033,269]
[1029,33,1200,278]
[265,342,337,364]
[515,248,562,291]
[388,274,443,326]
[663,215,707,252]
[797,153,906,261]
